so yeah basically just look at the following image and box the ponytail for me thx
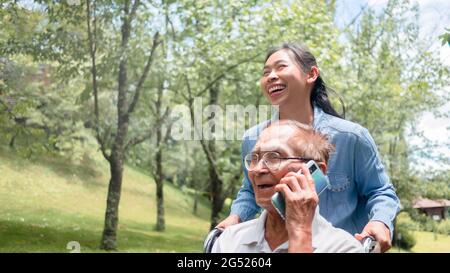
[311,75,345,119]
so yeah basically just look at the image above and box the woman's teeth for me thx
[269,85,286,94]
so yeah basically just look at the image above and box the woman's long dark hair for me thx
[265,43,345,119]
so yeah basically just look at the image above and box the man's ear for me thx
[317,162,327,174]
[306,66,319,84]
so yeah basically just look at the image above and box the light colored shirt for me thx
[212,209,364,253]
[230,105,400,237]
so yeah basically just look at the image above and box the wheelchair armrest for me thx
[203,228,224,253]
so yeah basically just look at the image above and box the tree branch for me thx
[130,0,140,19]
[125,131,153,151]
[184,75,222,179]
[343,3,368,31]
[127,32,161,115]
[86,0,110,161]
[197,54,259,97]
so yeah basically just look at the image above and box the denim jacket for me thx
[230,106,400,236]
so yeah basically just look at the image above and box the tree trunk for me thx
[100,152,124,250]
[98,0,134,250]
[9,131,16,148]
[185,79,228,230]
[100,92,129,250]
[209,161,224,230]
[87,0,159,250]
[193,189,198,215]
[154,78,165,231]
[155,138,165,231]
[207,86,225,230]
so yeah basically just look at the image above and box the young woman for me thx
[217,43,400,252]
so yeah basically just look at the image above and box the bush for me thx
[394,212,418,250]
[396,211,420,231]
[436,220,450,235]
[394,224,416,250]
[407,209,449,234]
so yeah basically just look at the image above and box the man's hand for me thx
[216,214,241,230]
[355,220,391,252]
[275,163,318,253]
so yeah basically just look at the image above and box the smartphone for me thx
[271,160,330,220]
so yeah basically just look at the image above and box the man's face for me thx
[248,125,305,212]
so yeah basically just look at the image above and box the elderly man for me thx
[212,120,363,253]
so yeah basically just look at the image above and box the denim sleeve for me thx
[355,128,401,235]
[229,135,261,221]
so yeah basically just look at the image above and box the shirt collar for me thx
[240,210,267,245]
[240,209,322,252]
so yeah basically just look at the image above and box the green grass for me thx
[0,148,212,252]
[411,231,450,253]
[388,231,450,253]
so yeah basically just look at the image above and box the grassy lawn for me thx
[411,231,450,253]
[0,148,212,252]
[388,231,450,253]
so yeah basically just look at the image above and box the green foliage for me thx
[339,0,450,205]
[408,208,450,235]
[436,220,450,236]
[395,212,417,250]
[0,55,96,162]
[439,28,450,46]
[396,211,420,231]
[418,170,450,200]
[395,224,417,250]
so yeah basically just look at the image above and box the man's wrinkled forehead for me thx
[254,124,297,152]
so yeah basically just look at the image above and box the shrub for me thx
[394,212,418,250]
[436,220,450,235]
[394,224,416,250]
[396,211,420,231]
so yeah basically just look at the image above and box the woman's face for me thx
[260,50,310,107]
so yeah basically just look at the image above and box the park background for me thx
[0,0,449,252]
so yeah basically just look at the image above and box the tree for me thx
[340,0,449,203]
[0,3,93,160]
[85,0,161,250]
[439,28,450,46]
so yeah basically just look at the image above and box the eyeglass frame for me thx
[244,151,315,172]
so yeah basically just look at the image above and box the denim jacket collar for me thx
[313,104,324,128]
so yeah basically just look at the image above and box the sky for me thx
[334,0,450,174]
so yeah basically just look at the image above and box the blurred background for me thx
[0,0,449,252]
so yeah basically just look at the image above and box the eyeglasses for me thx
[244,151,314,172]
